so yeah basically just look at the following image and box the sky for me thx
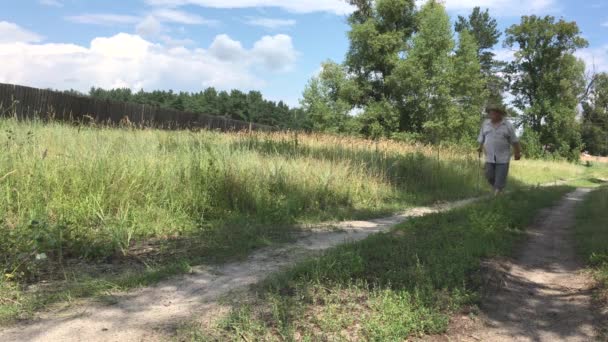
[0,0,607,107]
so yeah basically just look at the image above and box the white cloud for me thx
[416,0,557,16]
[209,34,246,61]
[0,21,43,43]
[69,10,217,28]
[39,0,63,7]
[252,34,297,72]
[246,17,296,29]
[136,16,163,37]
[0,32,297,94]
[151,8,219,25]
[160,35,196,47]
[65,14,140,25]
[493,48,516,63]
[602,21,608,28]
[576,45,608,73]
[144,0,354,15]
[143,0,555,17]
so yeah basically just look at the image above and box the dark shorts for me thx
[485,163,510,190]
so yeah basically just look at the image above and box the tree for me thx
[450,29,488,142]
[301,61,356,133]
[388,0,455,141]
[454,7,500,75]
[454,7,503,105]
[199,87,219,114]
[245,91,265,123]
[582,73,608,156]
[345,0,417,106]
[504,15,588,160]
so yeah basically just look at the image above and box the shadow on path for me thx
[455,189,598,342]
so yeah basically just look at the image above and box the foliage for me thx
[300,61,357,133]
[449,29,488,142]
[454,7,501,74]
[304,1,497,145]
[519,129,545,159]
[504,15,588,160]
[454,6,504,105]
[88,86,299,129]
[345,0,417,106]
[582,73,608,156]
[302,2,594,159]
[390,0,455,141]
[193,187,570,341]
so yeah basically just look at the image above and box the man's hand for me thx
[513,142,522,161]
[477,145,483,156]
[514,152,522,161]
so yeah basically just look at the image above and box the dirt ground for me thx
[581,154,608,163]
[0,198,479,342]
[427,188,604,342]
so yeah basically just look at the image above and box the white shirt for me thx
[477,119,519,164]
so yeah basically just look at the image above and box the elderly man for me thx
[477,106,522,195]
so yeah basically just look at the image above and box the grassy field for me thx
[180,187,572,341]
[574,186,608,338]
[1,120,483,276]
[1,118,607,323]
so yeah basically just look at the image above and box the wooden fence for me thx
[0,83,274,132]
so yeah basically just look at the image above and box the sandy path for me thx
[0,198,480,342]
[441,188,600,342]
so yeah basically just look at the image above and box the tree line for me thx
[63,87,306,130]
[301,0,608,160]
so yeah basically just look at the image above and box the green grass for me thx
[184,187,571,341]
[1,119,484,277]
[574,187,608,312]
[1,117,607,325]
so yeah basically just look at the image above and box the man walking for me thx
[477,106,522,195]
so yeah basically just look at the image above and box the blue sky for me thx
[1,0,607,107]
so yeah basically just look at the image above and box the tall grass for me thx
[0,118,605,279]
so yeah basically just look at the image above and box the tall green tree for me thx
[454,7,500,75]
[504,15,588,160]
[454,7,503,105]
[345,0,416,106]
[301,61,358,133]
[582,73,608,156]
[388,0,455,141]
[450,29,488,142]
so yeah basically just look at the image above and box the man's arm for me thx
[507,121,521,161]
[513,142,522,160]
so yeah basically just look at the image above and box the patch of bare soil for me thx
[429,188,602,342]
[0,198,479,342]
[581,154,608,164]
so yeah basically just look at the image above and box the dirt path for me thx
[440,188,600,342]
[0,198,480,342]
